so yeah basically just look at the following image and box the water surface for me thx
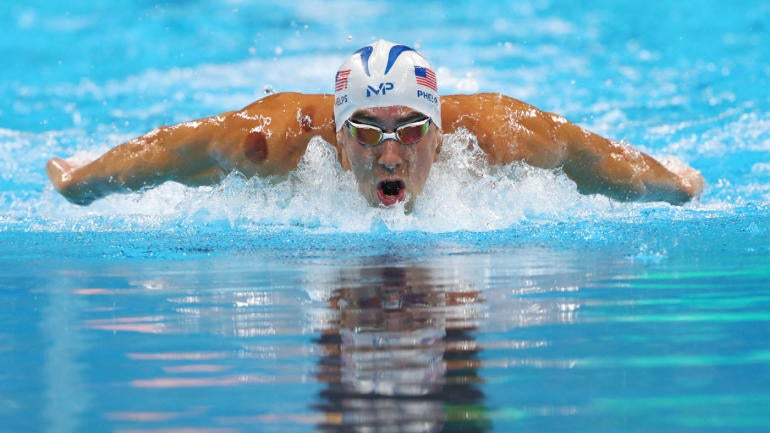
[2,1,769,432]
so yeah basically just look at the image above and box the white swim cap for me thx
[333,39,441,131]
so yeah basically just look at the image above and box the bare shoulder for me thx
[214,92,338,176]
[440,93,567,166]
[238,93,336,142]
[441,93,533,128]
[241,92,333,113]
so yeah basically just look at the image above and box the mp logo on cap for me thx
[366,82,394,97]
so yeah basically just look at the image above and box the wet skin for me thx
[46,92,704,206]
[336,106,442,209]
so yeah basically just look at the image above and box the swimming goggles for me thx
[345,117,432,147]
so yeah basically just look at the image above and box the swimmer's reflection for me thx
[313,265,490,433]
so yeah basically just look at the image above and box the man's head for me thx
[333,40,443,209]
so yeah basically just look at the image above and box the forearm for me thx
[47,120,224,205]
[47,92,337,205]
[560,124,702,204]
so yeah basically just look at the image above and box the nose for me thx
[378,139,403,172]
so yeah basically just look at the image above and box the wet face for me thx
[337,106,442,209]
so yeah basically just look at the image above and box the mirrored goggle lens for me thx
[350,124,383,146]
[396,119,431,144]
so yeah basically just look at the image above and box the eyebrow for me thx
[349,111,428,128]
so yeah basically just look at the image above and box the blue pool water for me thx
[2,1,769,432]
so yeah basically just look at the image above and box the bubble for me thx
[4,127,717,235]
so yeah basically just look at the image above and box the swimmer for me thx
[46,39,704,207]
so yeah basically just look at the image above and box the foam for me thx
[4,108,757,237]
[4,114,731,235]
[17,130,640,234]
[3,35,767,235]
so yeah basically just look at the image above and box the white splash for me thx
[3,116,726,235]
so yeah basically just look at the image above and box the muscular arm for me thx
[442,93,703,204]
[47,93,336,205]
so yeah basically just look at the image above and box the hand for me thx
[46,157,74,189]
[46,157,95,205]
[679,165,705,200]
[661,157,704,200]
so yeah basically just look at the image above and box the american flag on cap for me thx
[414,66,437,92]
[335,69,351,92]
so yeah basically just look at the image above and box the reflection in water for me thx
[42,275,90,433]
[312,265,490,433]
[65,250,590,432]
[27,245,765,432]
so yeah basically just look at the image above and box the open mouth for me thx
[376,180,406,206]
